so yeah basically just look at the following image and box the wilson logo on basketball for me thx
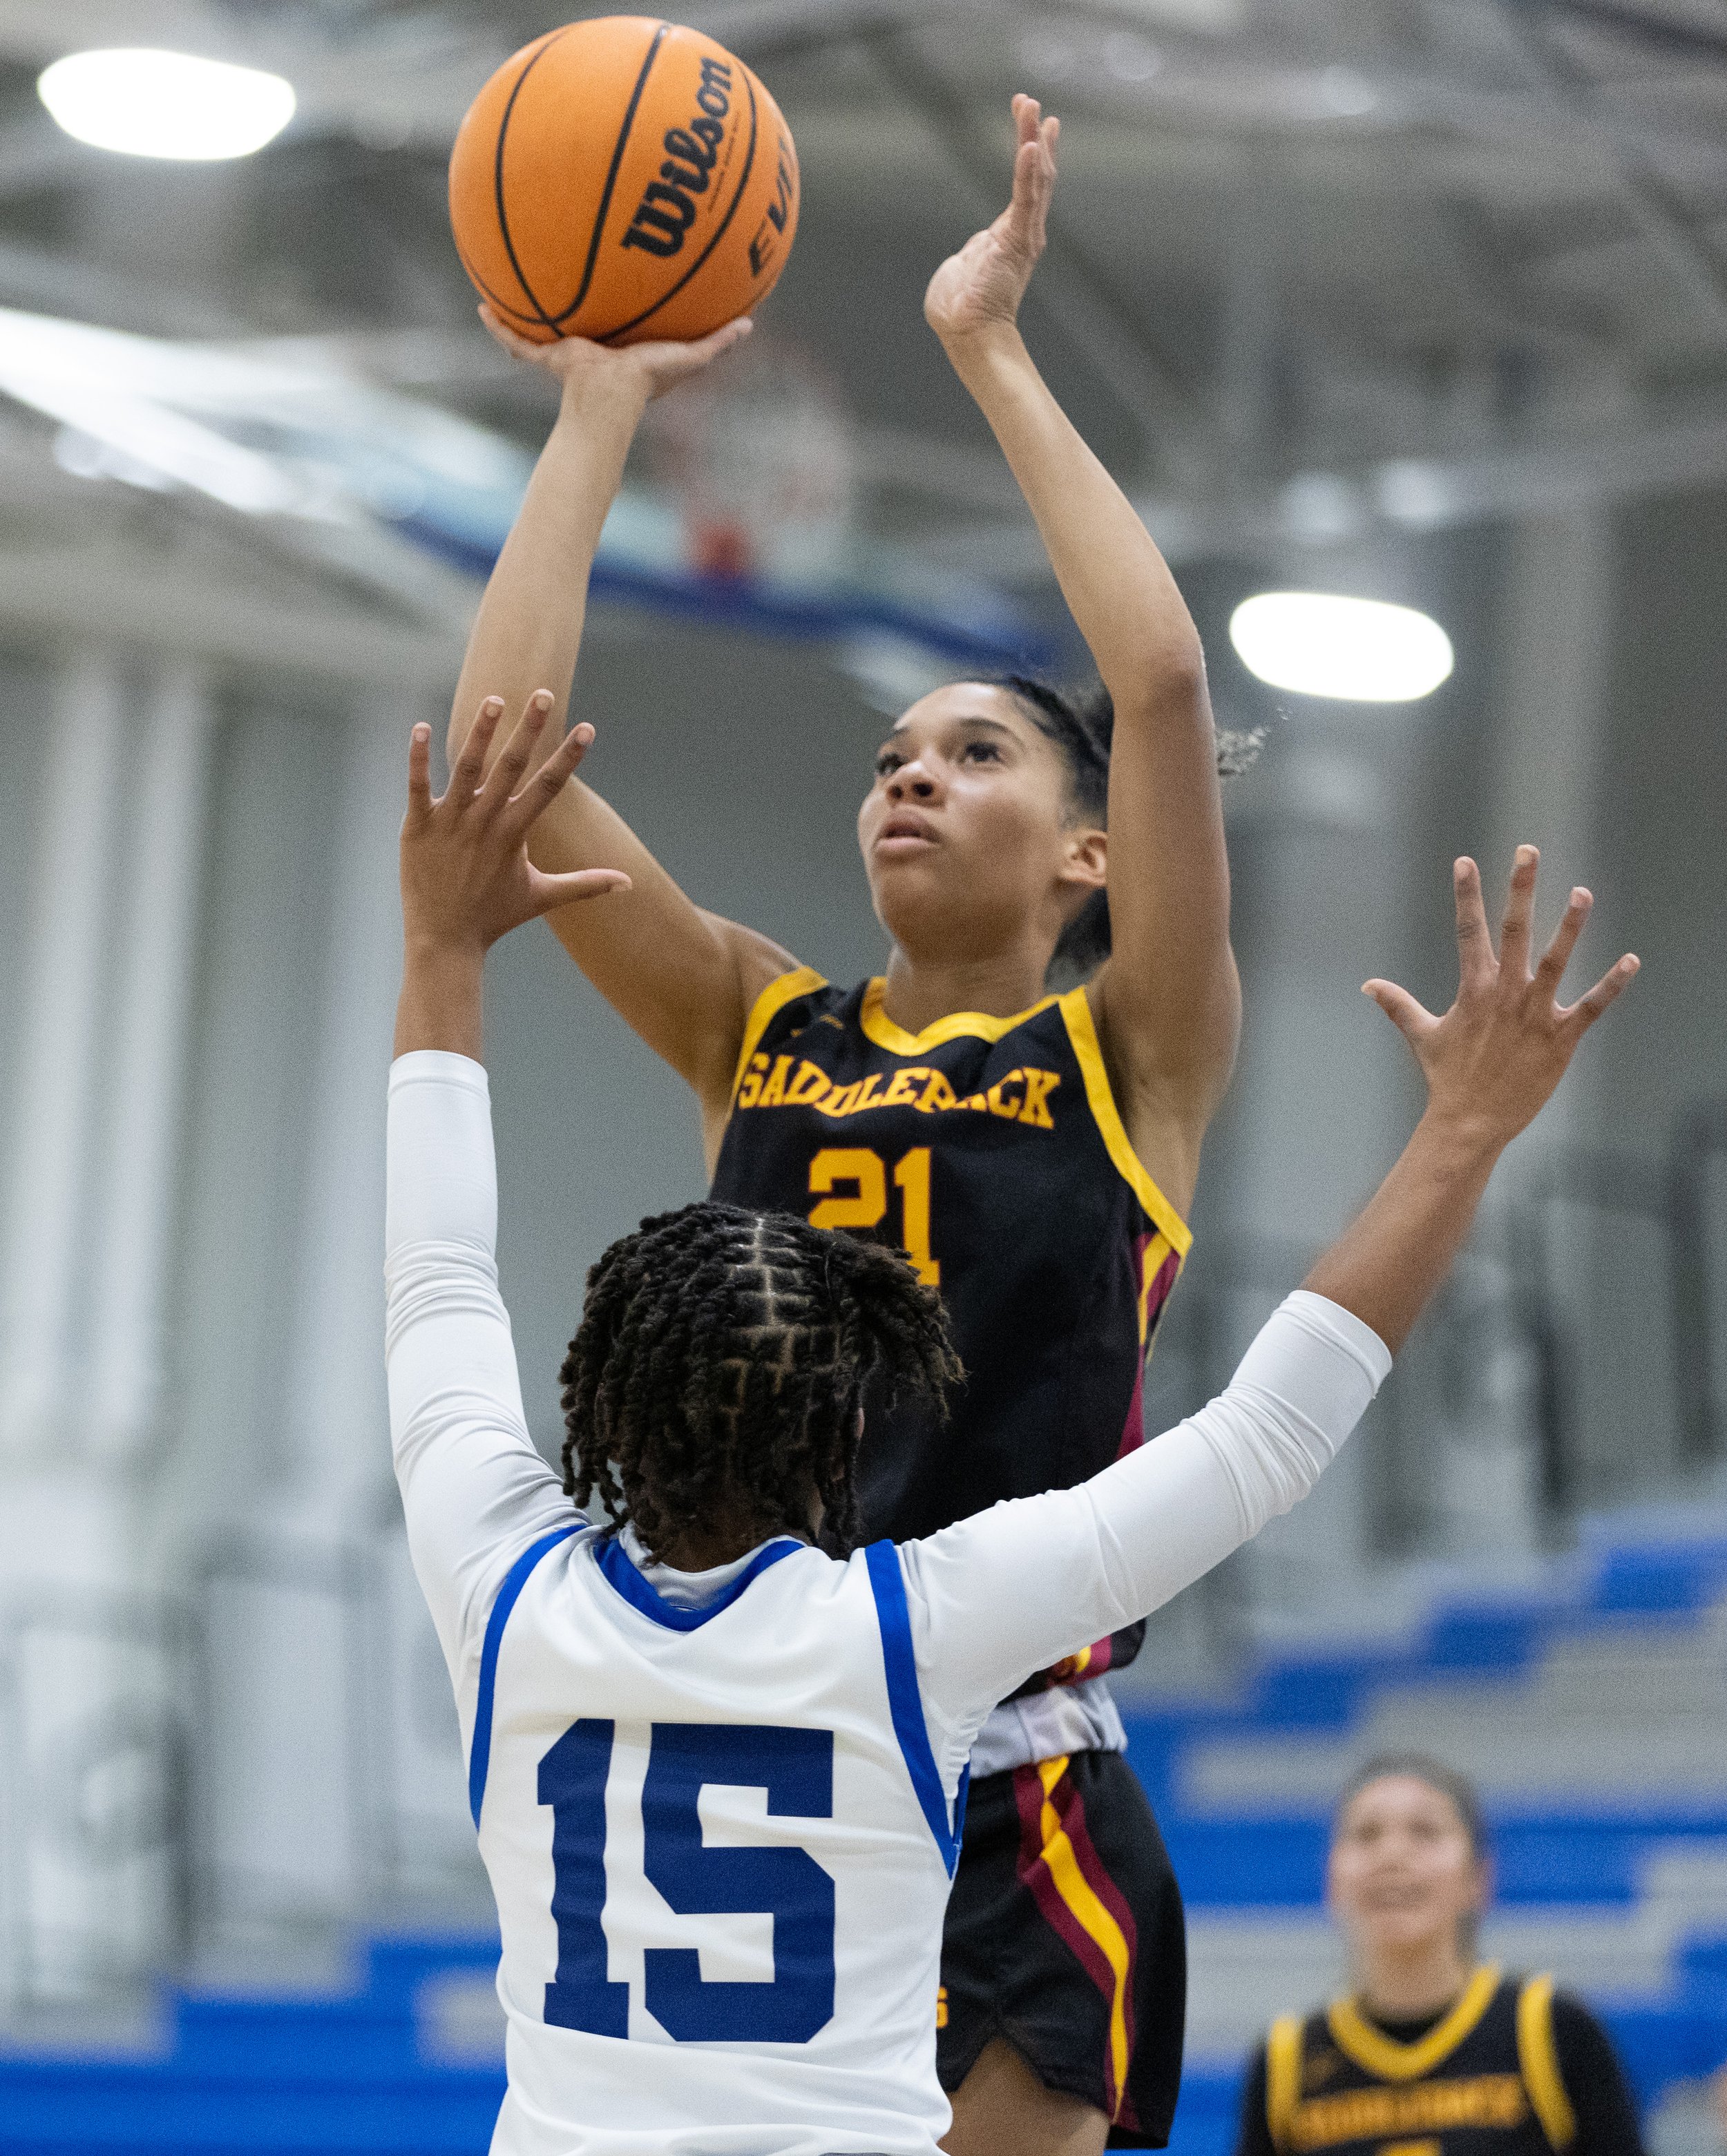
[622,56,734,259]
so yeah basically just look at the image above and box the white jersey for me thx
[384,1051,1389,2156]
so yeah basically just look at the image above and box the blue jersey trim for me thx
[595,1532,803,1633]
[864,1540,969,1877]
[469,1523,581,1829]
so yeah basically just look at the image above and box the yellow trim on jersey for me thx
[729,966,828,1103]
[1034,1755,1134,2121]
[1265,2014,1304,2153]
[857,976,1060,1056]
[1327,1963,1500,2083]
[1058,988,1192,1257]
[1516,1974,1577,2150]
[1136,1230,1176,1346]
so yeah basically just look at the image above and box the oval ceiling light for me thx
[1229,591,1454,703]
[39,48,296,162]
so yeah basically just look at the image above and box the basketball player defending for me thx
[457,98,1235,2152]
[390,698,1637,2156]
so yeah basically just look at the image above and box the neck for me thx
[1355,1945,1476,2024]
[647,1520,808,1572]
[879,943,1056,1035]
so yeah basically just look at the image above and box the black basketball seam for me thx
[493,28,573,333]
[551,20,671,329]
[599,66,761,344]
[452,229,544,328]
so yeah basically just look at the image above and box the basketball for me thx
[448,17,799,347]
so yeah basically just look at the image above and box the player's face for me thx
[1326,1776,1489,1970]
[857,684,1103,965]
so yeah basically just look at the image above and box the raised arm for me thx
[448,316,796,1150]
[904,850,1637,1744]
[388,704,631,1670]
[926,97,1238,1215]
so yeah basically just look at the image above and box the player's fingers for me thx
[508,721,594,829]
[1362,978,1438,1043]
[678,315,752,370]
[1453,857,1494,989]
[1534,886,1592,1000]
[1009,138,1049,252]
[452,696,504,802]
[404,723,433,822]
[1560,953,1640,1035]
[643,316,751,395]
[1498,843,1539,978]
[488,691,553,809]
[1011,93,1040,146]
[527,866,632,919]
[477,305,545,363]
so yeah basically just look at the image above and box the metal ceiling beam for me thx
[861,26,1214,490]
[1491,0,1727,345]
[0,542,467,685]
[1554,0,1727,65]
[0,238,241,338]
[903,392,1727,569]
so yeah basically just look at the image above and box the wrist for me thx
[395,937,486,1060]
[555,361,650,432]
[402,933,487,980]
[1411,1102,1507,1173]
[940,317,1029,383]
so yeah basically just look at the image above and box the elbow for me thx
[1147,637,1210,707]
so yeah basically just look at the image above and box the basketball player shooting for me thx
[388,695,1637,2156]
[457,96,1234,2154]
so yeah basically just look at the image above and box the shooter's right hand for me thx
[478,303,751,405]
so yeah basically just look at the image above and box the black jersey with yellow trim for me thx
[709,968,1191,1688]
[1259,1967,1581,2155]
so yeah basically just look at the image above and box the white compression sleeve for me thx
[901,1291,1391,1766]
[385,1052,574,1683]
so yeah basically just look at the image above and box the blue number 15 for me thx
[537,1719,837,2043]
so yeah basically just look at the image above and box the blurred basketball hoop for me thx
[640,332,856,586]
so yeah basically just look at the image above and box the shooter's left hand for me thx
[924,94,1057,347]
[401,692,631,960]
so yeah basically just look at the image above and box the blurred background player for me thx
[450,96,1237,2156]
[1233,1755,1645,2156]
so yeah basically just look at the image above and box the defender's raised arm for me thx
[906,850,1639,1722]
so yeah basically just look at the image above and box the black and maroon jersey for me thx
[709,968,1190,1687]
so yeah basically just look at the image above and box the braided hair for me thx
[990,674,1264,986]
[560,1201,962,1562]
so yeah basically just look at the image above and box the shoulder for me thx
[1544,1983,1628,2075]
[1515,1974,1643,2155]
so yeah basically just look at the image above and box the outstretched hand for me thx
[478,303,752,404]
[924,93,1057,345]
[402,692,631,958]
[396,694,631,1060]
[1364,848,1638,1149]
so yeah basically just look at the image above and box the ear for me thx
[1058,824,1107,895]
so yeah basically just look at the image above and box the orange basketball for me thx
[448,17,799,347]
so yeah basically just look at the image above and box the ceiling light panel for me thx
[38,48,296,162]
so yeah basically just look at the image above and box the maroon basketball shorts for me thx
[935,1748,1187,2149]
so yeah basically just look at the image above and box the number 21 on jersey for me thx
[808,1147,939,1287]
[537,1718,837,2043]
